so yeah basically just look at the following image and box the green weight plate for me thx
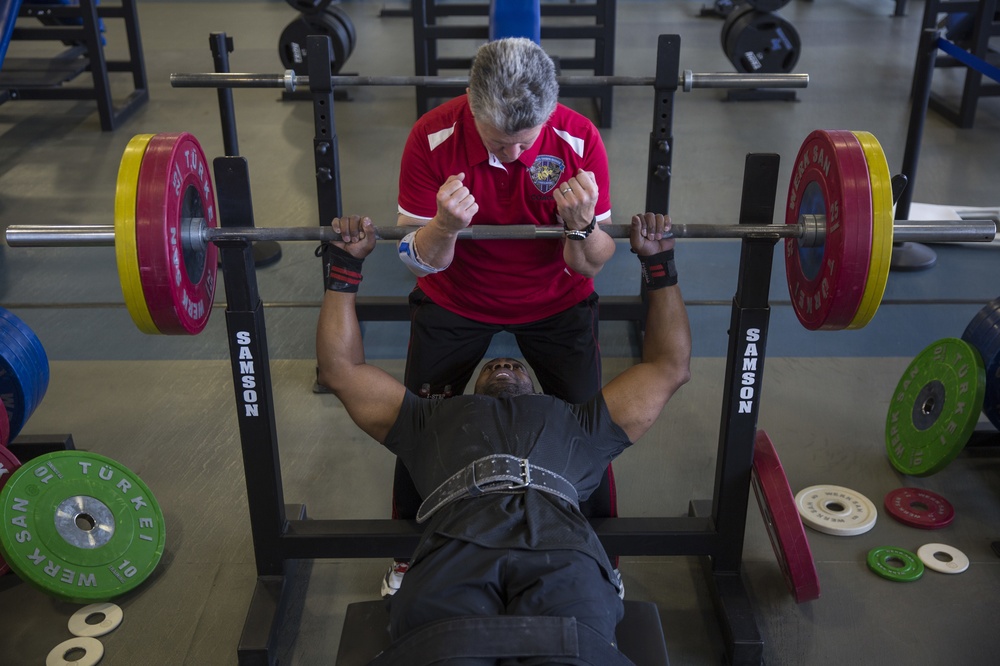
[867,546,924,582]
[0,451,165,602]
[885,338,986,476]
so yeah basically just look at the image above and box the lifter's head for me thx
[467,38,558,145]
[474,358,536,398]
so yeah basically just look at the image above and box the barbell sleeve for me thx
[169,71,810,93]
[682,71,809,91]
[6,219,996,249]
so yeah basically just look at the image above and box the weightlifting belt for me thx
[368,615,637,666]
[416,453,579,523]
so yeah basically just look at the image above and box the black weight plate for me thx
[721,4,756,54]
[745,0,792,12]
[322,10,352,74]
[726,10,801,74]
[327,5,357,58]
[285,0,335,14]
[278,12,351,75]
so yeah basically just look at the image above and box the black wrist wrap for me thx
[638,249,677,290]
[319,243,364,293]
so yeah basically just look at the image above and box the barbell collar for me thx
[6,219,996,249]
[170,71,809,92]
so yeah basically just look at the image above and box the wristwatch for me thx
[564,217,596,241]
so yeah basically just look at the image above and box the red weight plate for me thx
[135,133,218,335]
[785,130,873,330]
[751,429,821,603]
[0,445,21,575]
[884,487,955,529]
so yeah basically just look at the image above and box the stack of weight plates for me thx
[0,307,50,442]
[720,2,800,74]
[279,4,357,75]
[961,297,1000,432]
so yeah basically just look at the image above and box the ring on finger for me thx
[562,187,572,194]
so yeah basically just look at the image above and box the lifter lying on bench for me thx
[316,212,691,665]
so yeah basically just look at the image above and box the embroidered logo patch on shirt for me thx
[528,155,565,194]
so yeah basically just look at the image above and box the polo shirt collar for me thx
[461,99,548,168]
[461,101,490,167]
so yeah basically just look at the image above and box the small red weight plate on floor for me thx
[751,429,821,603]
[0,445,22,575]
[784,130,873,330]
[884,487,955,529]
[135,132,218,335]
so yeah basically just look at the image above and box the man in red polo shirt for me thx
[386,37,618,597]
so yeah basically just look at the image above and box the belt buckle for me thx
[508,458,532,490]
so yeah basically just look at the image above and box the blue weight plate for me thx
[0,309,49,401]
[0,390,9,448]
[0,337,37,442]
[0,322,46,420]
[0,310,49,418]
[974,336,1000,431]
[963,298,1000,337]
[962,299,1000,343]
[962,298,1000,431]
[0,310,47,435]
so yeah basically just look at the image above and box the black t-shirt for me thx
[381,390,632,575]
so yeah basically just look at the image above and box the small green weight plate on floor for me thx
[0,451,165,602]
[885,338,986,476]
[867,546,924,582]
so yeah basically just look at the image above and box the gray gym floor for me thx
[1,0,999,664]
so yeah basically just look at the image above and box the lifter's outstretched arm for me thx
[316,216,407,442]
[602,213,692,442]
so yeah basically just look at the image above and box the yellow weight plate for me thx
[848,131,893,329]
[115,134,159,334]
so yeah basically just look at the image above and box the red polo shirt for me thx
[398,95,612,324]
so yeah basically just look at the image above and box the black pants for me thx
[387,538,625,665]
[392,290,618,549]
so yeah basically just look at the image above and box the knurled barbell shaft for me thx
[5,219,996,248]
[168,70,810,93]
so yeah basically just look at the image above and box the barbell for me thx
[7,216,990,249]
[168,70,809,94]
[3,130,996,336]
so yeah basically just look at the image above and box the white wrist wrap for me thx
[398,230,446,277]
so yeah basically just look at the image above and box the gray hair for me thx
[467,38,559,134]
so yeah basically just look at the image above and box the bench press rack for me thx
[199,33,779,665]
[0,0,148,131]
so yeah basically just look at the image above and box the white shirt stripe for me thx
[427,124,457,151]
[552,127,585,158]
